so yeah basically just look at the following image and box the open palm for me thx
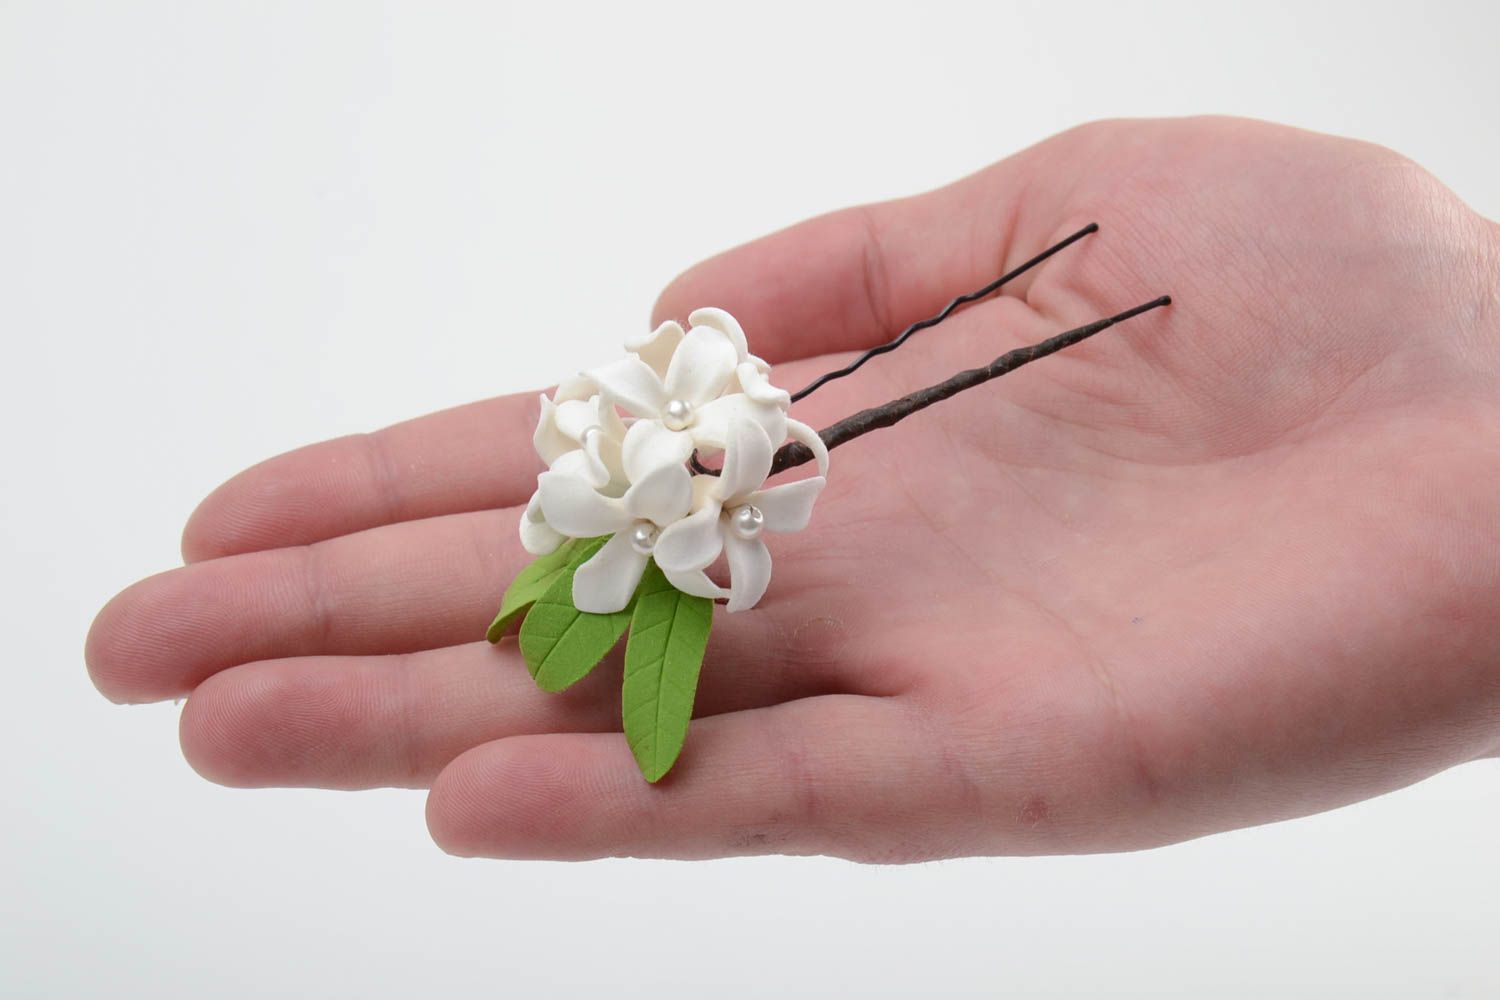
[87,117,1500,861]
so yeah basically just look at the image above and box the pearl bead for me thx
[629,522,658,555]
[729,504,764,540]
[662,399,694,431]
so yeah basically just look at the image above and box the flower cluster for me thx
[520,308,828,614]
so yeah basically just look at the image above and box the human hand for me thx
[86,117,1500,861]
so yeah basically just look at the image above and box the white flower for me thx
[519,383,628,556]
[534,460,694,613]
[588,309,789,473]
[532,389,626,490]
[517,307,829,615]
[519,450,599,557]
[653,414,828,612]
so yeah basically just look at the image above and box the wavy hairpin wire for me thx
[691,222,1170,476]
[789,220,1099,403]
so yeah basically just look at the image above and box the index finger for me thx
[182,392,544,562]
[186,136,1060,562]
[650,141,1049,365]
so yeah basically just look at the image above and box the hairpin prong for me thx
[767,294,1171,476]
[789,221,1100,403]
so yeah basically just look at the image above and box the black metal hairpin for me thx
[497,219,1171,781]
[789,221,1101,403]
[691,222,1170,476]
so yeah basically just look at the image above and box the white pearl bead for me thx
[662,399,694,431]
[729,504,764,540]
[629,522,658,555]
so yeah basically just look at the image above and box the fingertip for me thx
[177,669,267,787]
[649,207,890,365]
[84,594,126,703]
[86,572,189,704]
[648,271,688,329]
[86,554,298,706]
[178,659,391,790]
[424,752,489,858]
[180,484,233,563]
[422,698,914,862]
[181,662,344,788]
[179,655,450,791]
[426,736,613,860]
[179,450,340,563]
[649,251,764,333]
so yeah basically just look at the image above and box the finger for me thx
[177,636,854,790]
[180,138,1077,567]
[182,392,545,562]
[90,508,517,703]
[424,694,950,861]
[88,498,870,705]
[179,344,862,566]
[651,134,1082,366]
[189,188,1012,563]
[184,129,1100,564]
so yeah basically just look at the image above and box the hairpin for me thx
[488,222,1170,781]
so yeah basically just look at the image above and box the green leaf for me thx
[621,561,714,783]
[486,538,586,643]
[518,537,634,692]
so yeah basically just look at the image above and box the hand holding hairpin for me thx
[490,223,1169,781]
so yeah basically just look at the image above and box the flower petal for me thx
[724,533,772,612]
[663,326,737,405]
[594,393,628,442]
[548,448,593,478]
[555,373,596,402]
[624,320,684,377]
[653,505,724,572]
[537,466,631,537]
[689,473,721,510]
[753,476,825,533]
[687,307,750,361]
[621,419,694,483]
[785,417,829,476]
[572,533,649,614]
[662,564,730,602]
[592,398,629,492]
[623,462,693,526]
[547,447,608,490]
[694,395,787,454]
[537,396,603,485]
[733,361,791,408]
[580,434,611,488]
[586,356,667,418]
[717,415,774,503]
[519,491,564,555]
[593,437,627,495]
[552,397,598,440]
[532,395,575,467]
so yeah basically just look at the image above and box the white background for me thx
[4,2,1498,996]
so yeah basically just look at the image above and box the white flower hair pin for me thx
[489,223,1170,781]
